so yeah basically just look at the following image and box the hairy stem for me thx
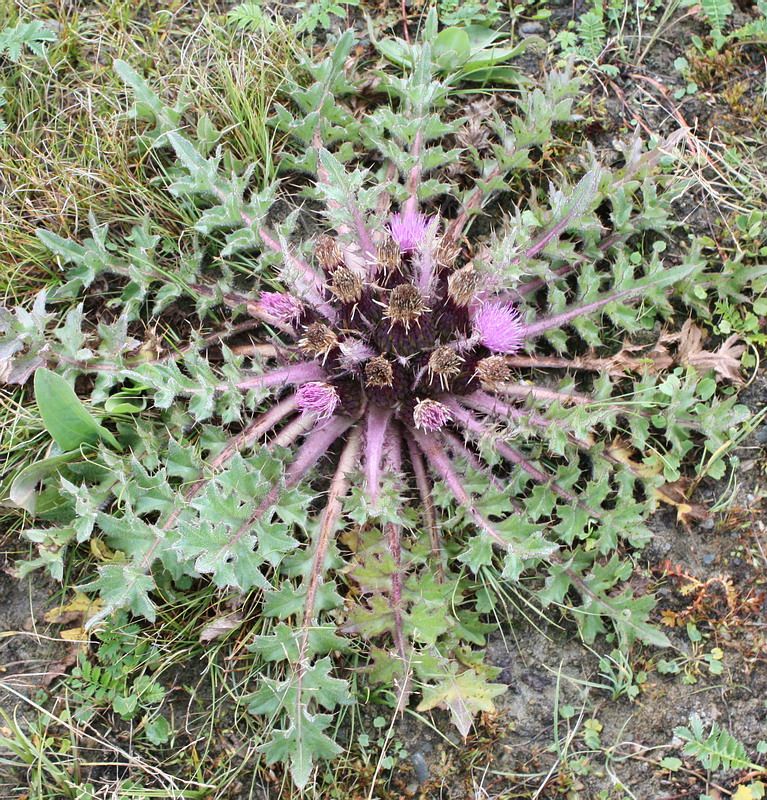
[218,360,326,393]
[403,131,423,216]
[381,429,410,707]
[301,426,363,629]
[501,234,625,302]
[364,405,393,509]
[461,390,565,431]
[444,399,599,516]
[495,380,591,406]
[406,435,445,582]
[226,415,356,556]
[524,286,643,339]
[410,427,514,550]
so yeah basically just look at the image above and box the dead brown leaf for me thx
[665,319,745,384]
[653,479,710,525]
[199,612,243,644]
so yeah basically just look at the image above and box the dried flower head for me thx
[315,234,344,273]
[435,238,461,269]
[474,355,511,386]
[447,265,479,307]
[375,236,402,272]
[428,346,463,389]
[329,266,364,303]
[383,283,429,330]
[364,355,394,388]
[300,322,338,357]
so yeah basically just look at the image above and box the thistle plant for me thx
[0,17,755,788]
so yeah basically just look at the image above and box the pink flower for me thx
[472,302,525,354]
[260,292,304,324]
[297,381,340,419]
[413,398,452,431]
[387,210,435,253]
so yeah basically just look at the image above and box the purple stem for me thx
[498,265,576,303]
[353,207,376,258]
[380,429,410,708]
[403,130,423,216]
[496,234,624,304]
[494,381,591,406]
[300,426,363,629]
[364,405,393,509]
[162,394,299,532]
[405,432,445,583]
[524,199,594,262]
[409,427,513,550]
[441,430,523,514]
[443,398,600,516]
[295,427,362,720]
[460,390,564,431]
[523,286,639,339]
[225,361,326,393]
[226,414,355,549]
[454,396,648,510]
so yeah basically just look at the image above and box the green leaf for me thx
[260,709,343,789]
[417,666,506,737]
[433,28,471,68]
[249,622,349,662]
[113,694,139,718]
[82,564,157,624]
[247,657,352,716]
[9,451,80,513]
[674,715,761,772]
[34,368,119,450]
[144,715,171,745]
[701,0,733,31]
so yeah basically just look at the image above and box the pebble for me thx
[703,553,715,565]
[410,752,430,785]
[701,518,715,530]
[519,22,545,34]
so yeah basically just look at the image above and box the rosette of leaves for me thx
[0,20,754,787]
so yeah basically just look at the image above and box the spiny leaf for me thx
[417,666,506,737]
[260,709,343,789]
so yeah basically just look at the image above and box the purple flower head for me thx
[472,302,526,354]
[259,291,304,324]
[387,210,436,253]
[297,381,340,420]
[413,398,452,431]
